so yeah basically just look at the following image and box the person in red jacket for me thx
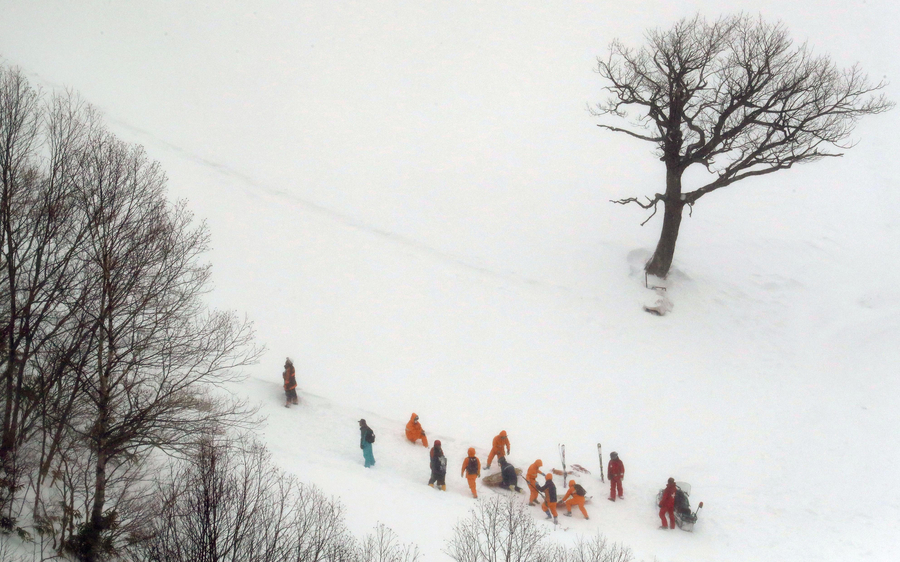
[405,413,428,447]
[282,358,298,407]
[659,477,677,529]
[485,430,510,469]
[607,451,624,501]
[461,447,481,498]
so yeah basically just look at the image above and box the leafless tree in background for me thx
[138,434,418,562]
[0,64,263,560]
[446,497,634,562]
[59,129,261,560]
[444,497,550,562]
[0,67,99,530]
[593,14,893,278]
[355,523,420,562]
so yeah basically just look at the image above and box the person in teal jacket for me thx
[359,419,375,468]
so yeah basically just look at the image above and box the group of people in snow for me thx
[284,362,680,529]
[403,419,610,526]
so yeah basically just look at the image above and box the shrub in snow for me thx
[445,496,632,562]
[136,434,419,562]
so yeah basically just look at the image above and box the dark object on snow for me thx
[498,458,521,491]
[656,481,704,531]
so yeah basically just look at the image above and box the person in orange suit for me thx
[525,459,544,506]
[405,413,428,447]
[538,473,558,525]
[562,479,589,519]
[485,430,510,469]
[461,447,481,498]
[659,477,677,529]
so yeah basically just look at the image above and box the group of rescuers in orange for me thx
[405,413,635,526]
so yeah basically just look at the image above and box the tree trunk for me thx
[645,166,685,278]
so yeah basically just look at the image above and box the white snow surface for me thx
[2,1,900,560]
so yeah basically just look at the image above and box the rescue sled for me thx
[656,481,703,531]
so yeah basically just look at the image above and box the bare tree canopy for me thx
[593,14,893,278]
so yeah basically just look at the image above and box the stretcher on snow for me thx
[656,481,704,531]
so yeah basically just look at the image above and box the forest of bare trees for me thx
[0,62,436,562]
[0,64,267,560]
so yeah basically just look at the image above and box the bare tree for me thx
[138,434,407,562]
[444,497,551,562]
[0,66,98,525]
[57,126,262,560]
[593,14,893,278]
[356,523,420,562]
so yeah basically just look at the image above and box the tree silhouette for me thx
[593,14,893,278]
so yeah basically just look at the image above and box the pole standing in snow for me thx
[359,419,376,468]
[607,451,624,501]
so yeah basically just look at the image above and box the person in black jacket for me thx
[428,439,447,490]
[359,419,375,468]
[538,473,558,524]
[498,457,521,492]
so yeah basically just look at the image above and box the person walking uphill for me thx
[659,477,677,529]
[283,358,298,407]
[526,459,544,506]
[608,451,624,501]
[359,419,376,468]
[538,473,558,524]
[429,440,447,490]
[563,480,589,519]
[405,413,428,447]
[485,430,510,469]
[461,448,481,498]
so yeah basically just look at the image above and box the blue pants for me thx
[362,442,375,467]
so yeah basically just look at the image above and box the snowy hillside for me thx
[2,1,899,560]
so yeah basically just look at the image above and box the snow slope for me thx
[2,1,900,560]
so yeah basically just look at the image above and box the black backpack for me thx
[467,457,478,474]
[574,484,587,497]
[365,428,375,443]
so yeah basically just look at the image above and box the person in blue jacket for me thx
[359,419,375,468]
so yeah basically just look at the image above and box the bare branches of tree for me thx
[593,14,893,277]
[444,497,550,562]
[445,497,633,562]
[0,64,263,560]
[138,435,419,562]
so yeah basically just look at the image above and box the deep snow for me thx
[2,1,900,560]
